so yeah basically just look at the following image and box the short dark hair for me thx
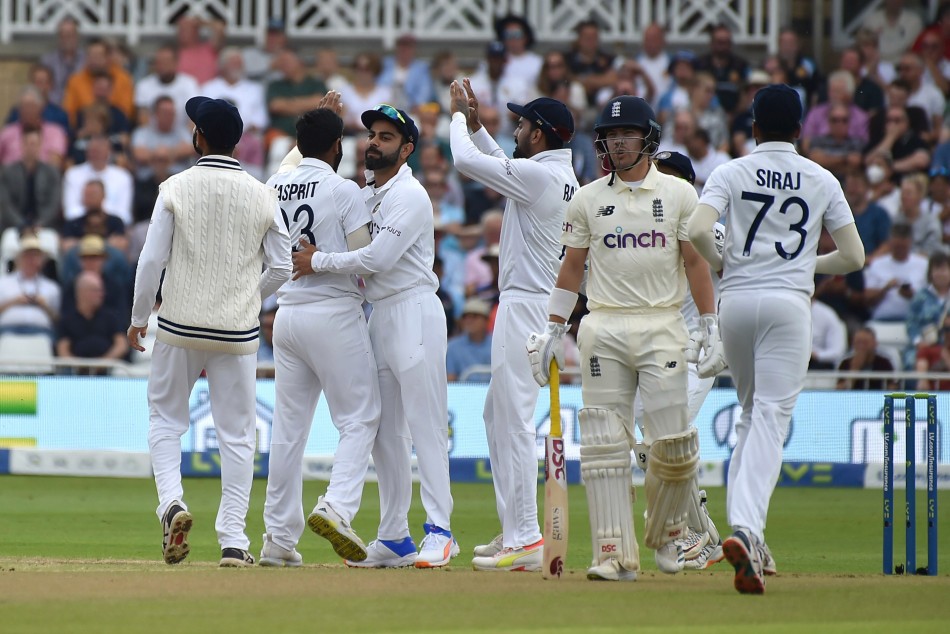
[296,108,344,158]
[928,251,950,281]
[891,222,913,239]
[692,128,711,146]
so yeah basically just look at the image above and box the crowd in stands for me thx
[5,3,950,384]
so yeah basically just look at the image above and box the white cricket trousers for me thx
[483,292,546,548]
[719,290,811,541]
[148,340,258,550]
[633,362,716,440]
[369,290,453,540]
[263,299,381,552]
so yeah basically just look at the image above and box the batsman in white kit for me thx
[448,79,579,572]
[688,84,864,594]
[128,97,291,567]
[292,105,457,568]
[259,100,382,567]
[528,96,722,581]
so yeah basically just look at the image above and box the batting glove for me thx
[526,322,568,387]
[695,314,727,378]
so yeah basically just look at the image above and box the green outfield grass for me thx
[1,476,949,633]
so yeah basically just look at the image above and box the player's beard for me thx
[332,145,343,171]
[192,130,203,157]
[365,146,400,170]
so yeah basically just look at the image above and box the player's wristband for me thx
[547,287,579,322]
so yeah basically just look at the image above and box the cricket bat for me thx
[542,359,568,579]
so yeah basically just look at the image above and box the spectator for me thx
[801,71,870,153]
[62,38,135,127]
[836,327,897,390]
[266,48,328,142]
[867,80,930,149]
[56,270,127,369]
[807,104,865,182]
[175,15,224,84]
[861,0,924,63]
[446,298,493,381]
[0,88,68,169]
[202,48,268,179]
[60,234,130,324]
[565,19,616,107]
[72,72,132,157]
[62,135,134,224]
[684,128,729,194]
[656,50,696,126]
[866,152,901,217]
[244,18,287,82]
[6,64,70,134]
[69,103,127,168]
[778,27,821,106]
[431,51,464,116]
[811,297,848,370]
[694,23,749,114]
[688,72,729,152]
[464,209,503,298]
[60,180,127,254]
[314,48,349,95]
[378,33,434,112]
[636,23,672,110]
[866,106,930,177]
[534,51,587,114]
[0,130,62,232]
[914,28,950,96]
[897,52,946,139]
[129,148,174,264]
[495,14,543,89]
[0,235,60,339]
[864,223,929,322]
[469,41,526,132]
[837,47,886,114]
[845,169,892,258]
[133,45,200,134]
[40,17,84,105]
[339,52,391,134]
[911,1,950,62]
[730,68,769,157]
[928,166,950,243]
[915,315,950,390]
[657,108,695,155]
[905,251,950,369]
[815,228,869,334]
[130,96,193,178]
[895,173,943,256]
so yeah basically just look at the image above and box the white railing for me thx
[0,0,783,50]
[831,0,941,50]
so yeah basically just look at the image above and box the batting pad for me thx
[643,427,699,549]
[579,408,640,572]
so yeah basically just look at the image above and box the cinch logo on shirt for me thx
[603,228,667,249]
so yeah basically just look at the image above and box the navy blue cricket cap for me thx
[361,104,420,152]
[507,97,575,143]
[751,84,803,135]
[186,96,244,149]
[654,150,696,184]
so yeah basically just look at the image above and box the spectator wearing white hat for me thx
[446,297,493,381]
[0,235,60,339]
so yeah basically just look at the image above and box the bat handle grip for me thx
[549,359,561,438]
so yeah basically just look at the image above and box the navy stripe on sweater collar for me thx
[196,155,243,171]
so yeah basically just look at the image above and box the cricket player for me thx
[259,100,381,567]
[528,96,722,581]
[688,84,864,594]
[292,105,457,568]
[632,150,725,571]
[448,79,579,572]
[128,97,292,567]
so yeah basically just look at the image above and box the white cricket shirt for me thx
[562,164,697,312]
[450,112,579,296]
[309,163,439,303]
[266,158,369,305]
[699,142,855,296]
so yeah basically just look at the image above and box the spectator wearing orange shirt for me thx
[62,38,134,127]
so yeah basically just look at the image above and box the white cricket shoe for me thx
[723,528,766,594]
[587,558,637,582]
[307,496,368,562]
[160,502,192,565]
[415,524,460,568]
[472,539,543,572]
[654,540,685,574]
[259,533,303,567]
[760,541,777,576]
[345,538,417,568]
[683,540,724,570]
[473,533,504,557]
[676,528,710,561]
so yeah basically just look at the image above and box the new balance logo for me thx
[596,205,615,217]
[589,356,602,377]
[652,198,664,222]
[664,361,677,369]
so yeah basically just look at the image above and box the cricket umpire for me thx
[129,96,292,567]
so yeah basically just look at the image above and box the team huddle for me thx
[129,77,864,594]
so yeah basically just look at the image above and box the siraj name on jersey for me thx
[755,169,800,190]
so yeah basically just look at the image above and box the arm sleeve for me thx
[259,201,293,299]
[815,223,866,275]
[130,194,173,327]
[449,112,543,204]
[311,188,428,275]
[686,204,723,271]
